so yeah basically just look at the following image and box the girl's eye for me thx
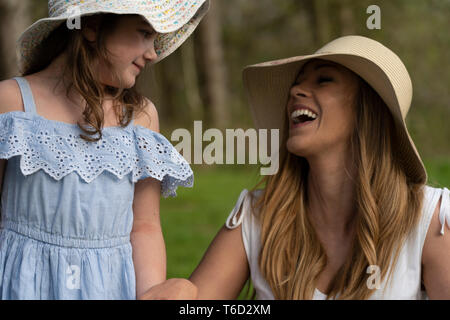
[318,76,333,83]
[139,30,155,38]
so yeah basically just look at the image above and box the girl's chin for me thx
[100,79,135,90]
[122,75,137,88]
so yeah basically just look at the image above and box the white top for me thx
[225,185,449,300]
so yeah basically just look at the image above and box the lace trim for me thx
[0,112,193,198]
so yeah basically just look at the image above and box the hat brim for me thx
[16,0,209,73]
[243,53,427,184]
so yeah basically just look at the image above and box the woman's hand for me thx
[137,278,198,300]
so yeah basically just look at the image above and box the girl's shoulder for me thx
[0,78,24,114]
[133,97,159,133]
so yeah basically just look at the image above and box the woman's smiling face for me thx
[286,59,360,158]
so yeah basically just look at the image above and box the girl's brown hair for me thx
[250,76,425,299]
[23,14,148,142]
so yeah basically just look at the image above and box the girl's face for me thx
[95,15,158,89]
[286,59,360,158]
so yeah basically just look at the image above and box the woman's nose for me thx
[290,82,311,98]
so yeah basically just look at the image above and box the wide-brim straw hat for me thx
[17,0,210,74]
[243,35,427,184]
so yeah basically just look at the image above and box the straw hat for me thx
[243,35,427,184]
[17,0,210,74]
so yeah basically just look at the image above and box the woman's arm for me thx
[189,224,250,299]
[422,196,450,299]
[131,99,166,298]
[138,212,250,300]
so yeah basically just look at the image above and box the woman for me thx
[142,35,449,300]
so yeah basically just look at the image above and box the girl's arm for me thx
[422,196,450,299]
[0,159,6,221]
[132,176,165,298]
[131,99,166,298]
[0,160,6,195]
[0,79,24,207]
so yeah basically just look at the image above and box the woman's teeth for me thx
[291,109,318,124]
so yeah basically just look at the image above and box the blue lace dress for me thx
[0,77,194,299]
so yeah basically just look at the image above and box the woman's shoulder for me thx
[416,185,449,260]
[422,185,448,222]
[0,78,24,114]
[422,185,449,233]
[420,185,450,297]
[402,185,448,243]
[225,188,265,230]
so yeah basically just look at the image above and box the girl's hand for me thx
[137,278,198,300]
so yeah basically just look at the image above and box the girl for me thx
[143,35,450,300]
[0,0,209,299]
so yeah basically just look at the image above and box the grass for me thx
[423,156,450,188]
[160,165,261,277]
[160,158,450,298]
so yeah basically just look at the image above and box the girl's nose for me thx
[144,45,158,62]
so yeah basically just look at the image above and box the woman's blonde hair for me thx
[23,14,148,142]
[250,76,425,299]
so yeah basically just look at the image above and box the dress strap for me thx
[13,77,37,114]
[225,189,249,229]
[439,187,450,235]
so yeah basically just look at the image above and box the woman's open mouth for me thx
[290,108,318,128]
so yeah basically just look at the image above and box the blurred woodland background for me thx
[0,0,448,290]
[0,0,448,160]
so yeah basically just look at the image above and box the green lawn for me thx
[423,156,450,188]
[160,158,450,298]
[161,165,261,278]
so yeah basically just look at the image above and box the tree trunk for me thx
[311,0,332,46]
[197,0,229,129]
[338,0,356,35]
[0,0,31,79]
[180,37,204,121]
